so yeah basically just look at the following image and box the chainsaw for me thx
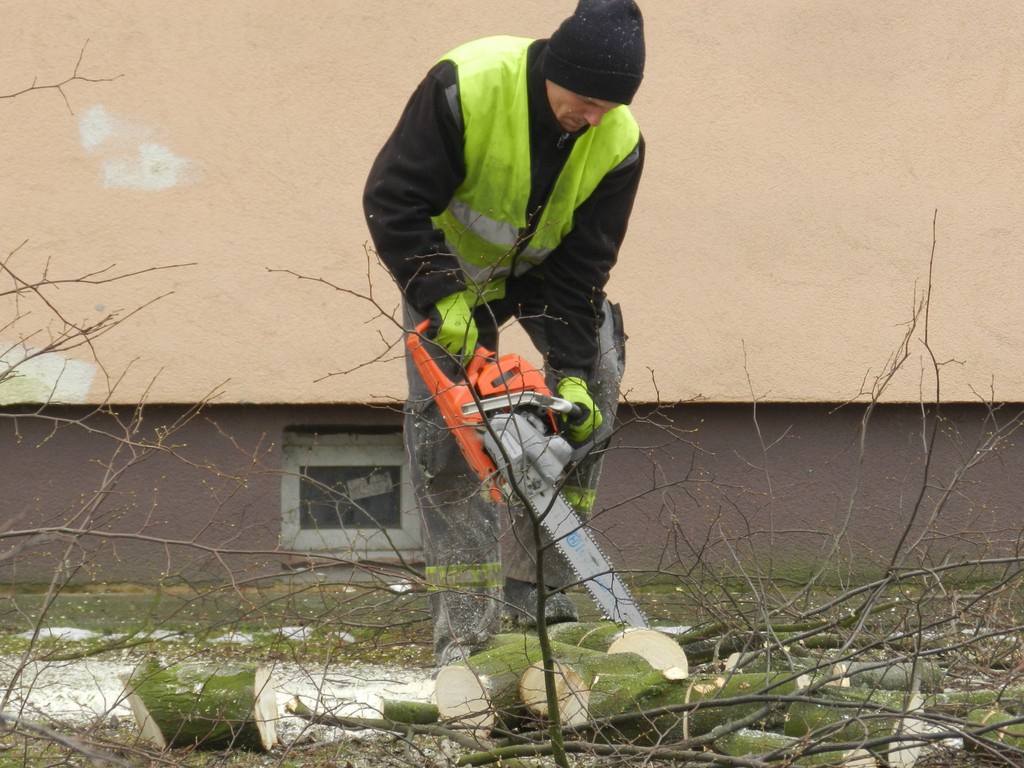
[407,320,649,628]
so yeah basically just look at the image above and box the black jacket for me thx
[363,39,644,376]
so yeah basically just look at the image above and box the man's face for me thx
[545,80,621,133]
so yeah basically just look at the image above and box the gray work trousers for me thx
[403,300,625,661]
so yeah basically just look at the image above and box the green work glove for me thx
[428,291,478,358]
[557,376,603,442]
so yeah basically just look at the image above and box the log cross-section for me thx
[123,662,277,751]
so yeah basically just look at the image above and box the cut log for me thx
[834,660,947,693]
[814,748,876,767]
[672,671,802,742]
[713,727,793,754]
[547,621,688,677]
[434,636,604,737]
[712,728,875,766]
[519,650,661,727]
[523,659,802,744]
[785,686,922,738]
[785,687,937,766]
[680,632,842,665]
[725,650,834,678]
[123,662,276,751]
[961,705,1024,752]
[927,687,1024,717]
[381,699,439,725]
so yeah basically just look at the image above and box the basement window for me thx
[280,431,419,562]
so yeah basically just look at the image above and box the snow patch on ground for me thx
[17,627,102,641]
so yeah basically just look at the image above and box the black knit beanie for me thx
[543,0,645,105]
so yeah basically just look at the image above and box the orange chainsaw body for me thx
[406,321,555,503]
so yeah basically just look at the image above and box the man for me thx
[364,0,645,665]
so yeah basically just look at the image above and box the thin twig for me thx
[1,39,123,114]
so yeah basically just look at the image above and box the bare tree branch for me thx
[0,39,123,114]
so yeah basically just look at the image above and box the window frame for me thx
[280,430,419,562]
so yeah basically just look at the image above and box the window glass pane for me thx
[299,465,401,529]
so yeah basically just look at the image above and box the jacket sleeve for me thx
[362,61,468,314]
[540,135,646,377]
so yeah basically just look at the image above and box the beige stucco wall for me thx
[4,2,1023,406]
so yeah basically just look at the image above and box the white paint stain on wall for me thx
[0,341,97,405]
[78,105,198,190]
[102,142,193,191]
[78,104,126,150]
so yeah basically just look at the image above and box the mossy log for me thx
[712,728,876,766]
[787,684,1024,761]
[834,659,948,693]
[960,705,1024,752]
[679,632,843,666]
[381,699,439,725]
[712,727,793,756]
[441,636,801,744]
[522,658,803,743]
[726,650,834,676]
[928,687,1024,717]
[434,636,604,736]
[785,687,938,766]
[519,650,663,726]
[784,686,925,739]
[657,671,802,742]
[123,662,276,751]
[546,621,688,677]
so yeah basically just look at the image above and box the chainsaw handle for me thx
[548,398,580,417]
[565,402,587,421]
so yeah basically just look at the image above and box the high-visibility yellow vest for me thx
[433,36,640,304]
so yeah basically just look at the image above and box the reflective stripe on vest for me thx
[434,36,640,302]
[425,562,502,590]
